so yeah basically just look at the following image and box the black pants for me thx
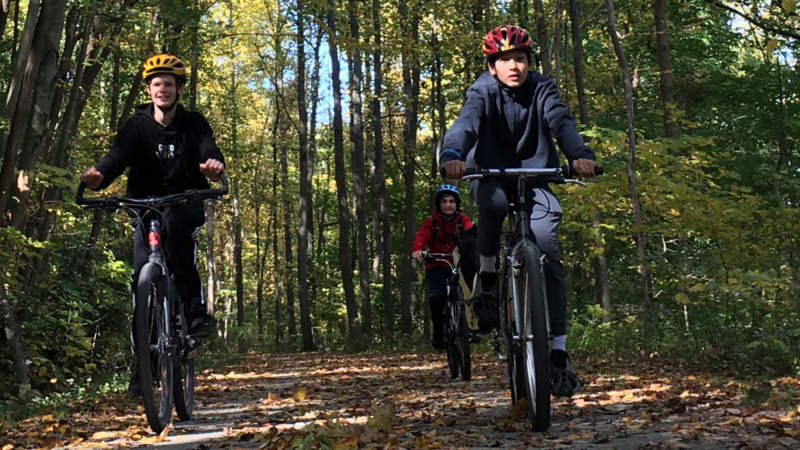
[427,266,450,341]
[132,200,205,315]
[472,179,567,336]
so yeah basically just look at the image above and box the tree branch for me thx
[706,0,800,40]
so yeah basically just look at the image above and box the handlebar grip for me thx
[75,182,110,206]
[562,164,604,178]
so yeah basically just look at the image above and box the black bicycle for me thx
[77,175,227,433]
[420,252,473,381]
[462,166,597,431]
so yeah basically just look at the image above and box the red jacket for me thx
[412,211,473,269]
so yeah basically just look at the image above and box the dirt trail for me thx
[3,351,799,449]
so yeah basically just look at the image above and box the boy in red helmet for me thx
[412,185,473,350]
[439,25,596,397]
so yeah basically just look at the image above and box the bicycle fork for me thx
[146,219,175,359]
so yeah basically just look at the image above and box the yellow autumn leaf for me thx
[782,0,795,13]
[675,293,689,305]
[293,388,307,400]
[766,39,778,54]
[689,283,704,293]
[668,208,680,216]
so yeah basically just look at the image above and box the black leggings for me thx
[472,179,567,336]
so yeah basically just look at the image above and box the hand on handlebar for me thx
[200,158,224,181]
[571,158,597,178]
[440,160,466,180]
[80,167,103,190]
[412,250,424,262]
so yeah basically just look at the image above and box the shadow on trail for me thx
[6,351,798,449]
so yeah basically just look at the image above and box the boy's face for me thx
[146,74,183,109]
[488,49,530,88]
[439,195,457,215]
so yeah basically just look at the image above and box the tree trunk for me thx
[296,0,314,351]
[568,0,588,123]
[233,178,245,353]
[533,0,551,76]
[280,130,296,344]
[605,0,653,308]
[0,283,30,392]
[371,0,392,343]
[206,203,217,315]
[0,0,42,222]
[398,0,420,336]
[654,0,677,138]
[348,0,370,344]
[327,0,359,342]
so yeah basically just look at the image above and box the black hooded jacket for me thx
[95,103,224,197]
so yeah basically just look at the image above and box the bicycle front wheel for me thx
[453,298,471,381]
[516,242,551,431]
[135,263,174,433]
[445,301,461,380]
[173,356,195,421]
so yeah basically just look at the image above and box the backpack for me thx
[428,213,465,246]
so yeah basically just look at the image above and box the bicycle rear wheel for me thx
[135,263,174,433]
[516,242,551,431]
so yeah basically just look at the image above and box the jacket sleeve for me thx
[440,80,486,164]
[94,119,137,190]
[194,114,225,166]
[412,217,434,252]
[540,78,595,162]
[462,215,474,230]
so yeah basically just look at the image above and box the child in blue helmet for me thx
[412,185,473,350]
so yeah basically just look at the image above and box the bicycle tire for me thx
[501,260,526,402]
[135,263,174,433]
[516,241,551,431]
[454,298,471,381]
[445,301,461,379]
[173,357,195,420]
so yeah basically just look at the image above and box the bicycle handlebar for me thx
[439,165,603,181]
[76,173,229,209]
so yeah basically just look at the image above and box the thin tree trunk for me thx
[206,203,217,316]
[398,0,420,336]
[280,131,295,344]
[296,0,314,351]
[654,0,677,138]
[0,284,29,392]
[533,0,551,76]
[348,0,370,344]
[568,0,588,122]
[233,178,245,353]
[370,0,392,343]
[327,0,359,342]
[605,0,652,308]
[0,0,42,222]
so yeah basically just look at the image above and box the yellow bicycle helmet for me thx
[142,54,187,82]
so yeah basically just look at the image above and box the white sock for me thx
[479,255,497,274]
[551,335,566,351]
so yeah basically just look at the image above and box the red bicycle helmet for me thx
[482,25,532,60]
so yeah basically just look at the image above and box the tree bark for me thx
[398,0,420,336]
[370,0,392,343]
[568,0,588,123]
[533,0,551,76]
[605,0,653,308]
[296,0,314,351]
[0,284,29,391]
[348,0,370,344]
[327,0,359,342]
[654,0,677,138]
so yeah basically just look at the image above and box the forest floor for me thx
[2,350,800,449]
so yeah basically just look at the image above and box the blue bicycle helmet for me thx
[435,184,461,212]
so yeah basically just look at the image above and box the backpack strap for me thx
[429,215,439,244]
